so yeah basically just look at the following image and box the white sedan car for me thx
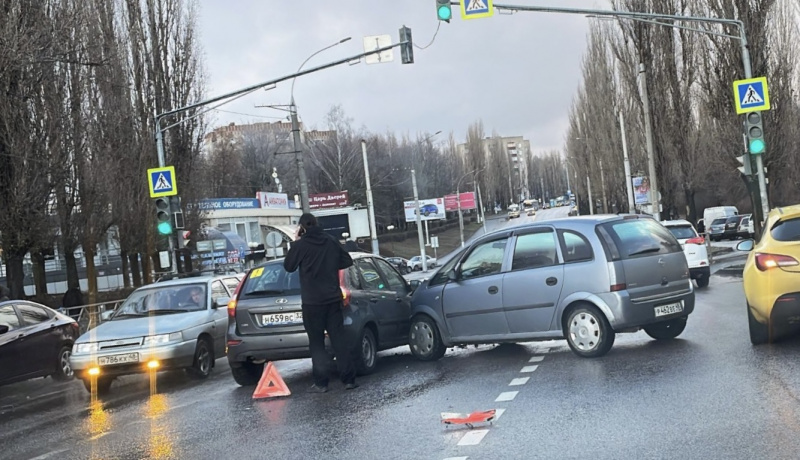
[408,255,437,271]
[662,219,710,288]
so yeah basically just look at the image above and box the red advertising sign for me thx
[444,192,477,211]
[309,191,349,209]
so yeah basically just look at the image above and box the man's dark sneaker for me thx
[344,383,359,390]
[307,384,328,393]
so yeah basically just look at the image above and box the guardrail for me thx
[62,299,125,334]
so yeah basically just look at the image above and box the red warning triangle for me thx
[252,362,291,399]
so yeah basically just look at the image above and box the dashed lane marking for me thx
[495,391,518,402]
[509,377,530,386]
[458,429,490,446]
[494,408,506,420]
[520,365,539,373]
[528,356,544,363]
[444,457,468,460]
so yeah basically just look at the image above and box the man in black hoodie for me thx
[284,213,357,392]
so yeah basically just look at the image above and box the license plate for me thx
[98,352,139,366]
[654,301,684,317]
[262,312,303,326]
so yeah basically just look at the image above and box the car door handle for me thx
[546,277,558,286]
[488,286,499,294]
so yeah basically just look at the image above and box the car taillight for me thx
[339,271,351,307]
[755,253,799,271]
[610,283,626,292]
[686,237,704,245]
[228,300,237,317]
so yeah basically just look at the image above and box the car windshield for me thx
[666,225,696,240]
[112,283,207,319]
[241,262,300,296]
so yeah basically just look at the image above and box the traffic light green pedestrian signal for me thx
[436,0,452,22]
[155,197,172,235]
[745,112,765,154]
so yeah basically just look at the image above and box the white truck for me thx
[698,206,738,235]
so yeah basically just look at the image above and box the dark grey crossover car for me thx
[408,215,695,359]
[226,253,413,385]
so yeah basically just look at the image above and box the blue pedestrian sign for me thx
[461,0,494,20]
[733,77,770,114]
[147,166,178,198]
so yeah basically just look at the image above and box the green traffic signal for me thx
[749,139,766,154]
[438,5,452,20]
[157,221,173,235]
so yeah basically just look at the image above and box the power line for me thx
[212,108,285,120]
[414,21,442,50]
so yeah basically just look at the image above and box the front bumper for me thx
[71,340,196,377]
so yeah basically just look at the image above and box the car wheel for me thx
[354,327,377,376]
[52,345,75,381]
[230,361,264,386]
[644,316,687,340]
[409,315,446,361]
[695,276,709,288]
[747,303,770,345]
[82,376,113,395]
[565,304,615,358]
[187,338,214,379]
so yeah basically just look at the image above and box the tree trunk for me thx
[120,249,130,288]
[5,250,27,299]
[31,250,48,297]
[129,253,142,287]
[64,245,79,290]
[84,245,98,305]
[685,189,697,225]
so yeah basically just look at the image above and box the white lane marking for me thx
[458,429,489,446]
[520,365,539,373]
[494,408,506,421]
[27,449,70,460]
[509,377,530,386]
[528,356,544,363]
[495,391,518,402]
[444,457,469,460]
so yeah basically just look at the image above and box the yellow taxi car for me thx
[738,204,800,344]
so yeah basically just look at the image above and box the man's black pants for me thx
[302,301,356,387]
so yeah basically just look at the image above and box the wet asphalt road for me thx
[5,216,799,459]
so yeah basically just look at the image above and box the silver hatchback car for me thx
[409,215,695,359]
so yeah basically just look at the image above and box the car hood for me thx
[76,311,214,343]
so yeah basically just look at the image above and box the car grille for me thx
[98,337,143,350]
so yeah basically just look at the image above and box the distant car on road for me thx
[70,274,240,395]
[662,220,710,288]
[738,214,754,239]
[408,215,694,360]
[722,215,746,240]
[708,218,728,242]
[508,204,521,219]
[409,255,437,271]
[0,301,80,387]
[386,257,410,274]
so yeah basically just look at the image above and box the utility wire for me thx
[212,108,285,120]
[414,21,442,50]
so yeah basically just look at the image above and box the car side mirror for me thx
[213,296,231,309]
[408,279,420,291]
[100,310,115,322]
[0,324,8,334]
[737,240,755,252]
[447,269,458,281]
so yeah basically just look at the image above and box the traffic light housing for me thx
[155,197,172,235]
[745,111,765,154]
[399,26,413,65]
[736,154,752,176]
[436,0,452,22]
[170,196,184,230]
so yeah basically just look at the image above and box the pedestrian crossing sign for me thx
[148,166,178,198]
[733,77,770,114]
[461,0,494,19]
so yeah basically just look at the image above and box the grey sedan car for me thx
[70,274,241,394]
[408,215,695,359]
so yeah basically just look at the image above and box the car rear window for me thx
[241,263,300,297]
[666,225,696,240]
[598,218,682,260]
[711,218,727,225]
[771,217,800,242]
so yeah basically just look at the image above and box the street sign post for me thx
[147,166,178,198]
[461,0,494,19]
[733,77,770,115]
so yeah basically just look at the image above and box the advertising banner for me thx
[404,198,446,222]
[257,191,289,209]
[444,192,477,211]
[633,177,650,205]
[309,191,349,209]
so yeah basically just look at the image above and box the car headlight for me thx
[143,332,182,346]
[75,342,98,354]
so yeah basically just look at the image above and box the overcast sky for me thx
[197,1,602,153]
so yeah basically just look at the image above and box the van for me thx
[700,206,738,234]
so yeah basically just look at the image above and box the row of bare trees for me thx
[563,0,800,222]
[0,0,205,300]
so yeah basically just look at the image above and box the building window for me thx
[236,223,246,241]
[248,222,261,244]
[217,223,232,233]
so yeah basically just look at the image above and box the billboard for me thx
[309,191,349,209]
[404,198,446,222]
[444,192,477,211]
[257,191,289,209]
[632,177,650,205]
